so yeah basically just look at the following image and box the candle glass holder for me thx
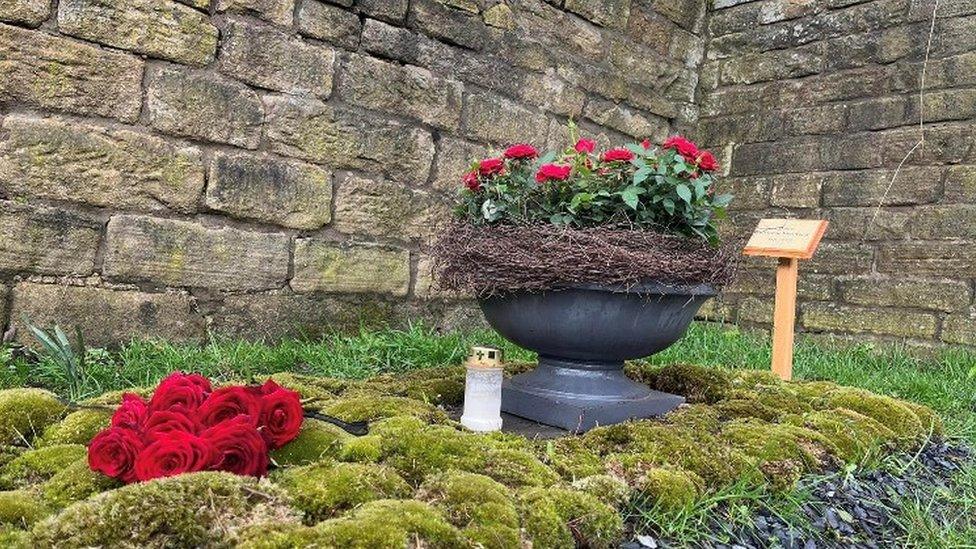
[460,346,504,432]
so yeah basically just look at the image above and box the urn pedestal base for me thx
[500,357,685,433]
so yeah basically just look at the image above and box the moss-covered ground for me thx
[0,322,973,546]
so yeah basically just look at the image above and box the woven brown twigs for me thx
[431,223,738,297]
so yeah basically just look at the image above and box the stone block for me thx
[219,18,336,98]
[768,173,822,208]
[147,67,263,148]
[819,134,885,171]
[909,205,976,239]
[565,0,632,28]
[520,71,586,119]
[731,139,822,176]
[0,115,204,214]
[738,296,773,323]
[463,92,549,146]
[206,152,332,230]
[920,89,976,123]
[103,215,290,291]
[945,165,976,203]
[826,208,910,241]
[653,0,706,31]
[838,276,972,312]
[801,302,937,339]
[720,46,822,86]
[215,0,293,25]
[0,202,100,276]
[10,283,204,348]
[0,0,48,25]
[338,54,462,130]
[822,167,940,207]
[58,0,217,66]
[943,315,976,346]
[292,240,410,296]
[432,137,487,193]
[0,285,7,328]
[360,18,457,72]
[358,0,408,22]
[409,0,488,50]
[0,23,142,123]
[263,96,434,183]
[806,242,874,275]
[877,241,976,276]
[176,0,209,8]
[715,176,770,209]
[847,96,912,131]
[296,0,361,48]
[583,98,668,140]
[332,174,448,240]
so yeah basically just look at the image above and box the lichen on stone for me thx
[270,419,350,467]
[36,409,111,447]
[277,461,411,523]
[0,389,67,446]
[0,444,87,489]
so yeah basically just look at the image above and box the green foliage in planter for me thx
[0,389,66,445]
[0,444,87,489]
[277,461,411,523]
[36,409,111,447]
[31,472,299,548]
[417,471,520,549]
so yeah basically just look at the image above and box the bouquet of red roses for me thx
[87,372,303,483]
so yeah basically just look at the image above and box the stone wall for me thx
[698,0,976,348]
[0,0,706,345]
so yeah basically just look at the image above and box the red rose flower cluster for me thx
[88,372,303,483]
[663,136,719,173]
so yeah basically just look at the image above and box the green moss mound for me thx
[521,487,623,549]
[31,472,300,548]
[270,419,350,467]
[636,363,732,404]
[0,389,67,446]
[277,461,411,523]
[572,474,632,509]
[418,471,520,548]
[0,490,48,528]
[637,468,700,511]
[824,389,926,442]
[40,459,120,510]
[36,409,111,447]
[0,444,87,489]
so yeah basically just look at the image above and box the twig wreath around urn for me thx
[433,132,737,432]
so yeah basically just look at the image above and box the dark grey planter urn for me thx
[479,282,716,432]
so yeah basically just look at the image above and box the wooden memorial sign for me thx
[743,219,829,381]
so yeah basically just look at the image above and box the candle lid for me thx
[465,346,504,369]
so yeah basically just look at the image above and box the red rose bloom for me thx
[198,386,262,428]
[641,139,651,149]
[135,431,213,482]
[601,148,635,162]
[144,408,199,441]
[258,386,304,449]
[88,427,144,483]
[574,138,595,154]
[535,163,572,183]
[478,157,505,177]
[503,144,539,159]
[111,393,148,430]
[203,416,269,477]
[462,171,480,192]
[148,372,212,412]
[696,150,719,172]
[662,136,700,161]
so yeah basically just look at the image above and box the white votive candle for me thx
[460,346,504,432]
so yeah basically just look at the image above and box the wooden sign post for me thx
[743,219,828,381]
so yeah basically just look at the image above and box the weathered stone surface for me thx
[877,241,976,276]
[519,70,587,117]
[147,67,263,148]
[565,0,632,28]
[822,168,941,207]
[654,0,706,31]
[296,0,361,48]
[0,202,100,276]
[176,0,209,8]
[802,302,938,338]
[838,276,972,312]
[0,285,7,328]
[359,0,408,22]
[768,173,822,208]
[483,3,515,28]
[0,23,142,123]
[57,0,217,66]
[103,215,290,291]
[292,240,410,296]
[332,174,448,240]
[0,0,48,25]
[720,46,822,85]
[944,165,976,203]
[463,92,549,146]
[215,0,293,25]
[263,96,434,182]
[826,208,910,241]
[584,98,668,139]
[206,152,332,230]
[10,283,204,347]
[943,315,976,346]
[338,54,462,129]
[361,18,456,71]
[219,18,336,98]
[0,115,204,213]
[409,0,488,50]
[432,137,487,193]
[909,205,976,239]
[806,242,874,275]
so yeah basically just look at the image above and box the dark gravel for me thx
[624,441,973,548]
